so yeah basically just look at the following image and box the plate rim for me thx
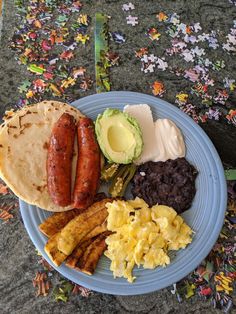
[19,91,227,295]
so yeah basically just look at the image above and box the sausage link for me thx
[47,113,76,206]
[73,117,100,209]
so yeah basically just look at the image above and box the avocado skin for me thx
[95,108,143,164]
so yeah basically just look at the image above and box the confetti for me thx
[126,15,138,26]
[176,92,189,104]
[213,89,229,105]
[156,12,168,22]
[0,184,8,195]
[72,284,92,297]
[53,279,92,302]
[171,185,236,312]
[122,2,135,11]
[226,110,236,126]
[206,108,222,121]
[223,78,236,91]
[222,21,236,52]
[156,57,168,71]
[9,0,92,105]
[147,28,161,41]
[109,31,126,44]
[135,47,149,58]
[152,81,166,97]
[32,272,50,297]
[184,69,199,82]
[0,209,14,222]
[38,257,54,272]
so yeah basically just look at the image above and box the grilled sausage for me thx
[73,117,100,209]
[47,113,76,206]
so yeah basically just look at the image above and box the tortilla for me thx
[0,101,83,212]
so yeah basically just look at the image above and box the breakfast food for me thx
[0,98,199,282]
[108,164,137,197]
[47,113,76,207]
[124,104,186,164]
[132,158,198,214]
[44,198,111,264]
[124,104,157,164]
[39,208,82,237]
[73,117,101,209]
[105,198,192,282]
[42,198,112,269]
[57,202,108,255]
[95,108,143,164]
[73,231,111,275]
[154,119,185,162]
[0,101,83,212]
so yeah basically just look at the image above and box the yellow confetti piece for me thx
[78,14,89,25]
[26,90,34,98]
[49,83,62,96]
[176,93,189,103]
[61,77,76,89]
[75,34,90,44]
[216,285,224,292]
[221,283,233,292]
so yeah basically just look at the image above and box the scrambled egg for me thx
[104,198,192,283]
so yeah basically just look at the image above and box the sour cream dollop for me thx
[154,119,185,162]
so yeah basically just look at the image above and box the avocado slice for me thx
[95,108,143,164]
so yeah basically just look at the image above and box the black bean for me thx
[131,158,198,214]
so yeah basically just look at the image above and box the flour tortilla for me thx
[0,101,84,212]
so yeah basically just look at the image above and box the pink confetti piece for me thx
[181,49,195,62]
[126,15,138,26]
[184,69,199,82]
[222,22,236,52]
[156,57,168,71]
[191,46,205,57]
[206,108,222,121]
[122,2,135,11]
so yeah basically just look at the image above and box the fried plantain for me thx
[39,208,81,238]
[65,222,107,268]
[57,206,108,255]
[65,238,94,268]
[44,233,67,267]
[44,198,112,266]
[76,231,111,275]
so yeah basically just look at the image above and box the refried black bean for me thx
[131,158,198,214]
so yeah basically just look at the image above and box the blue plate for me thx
[20,91,227,295]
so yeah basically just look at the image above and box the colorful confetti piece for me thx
[10,0,92,105]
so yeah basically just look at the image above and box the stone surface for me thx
[0,0,235,313]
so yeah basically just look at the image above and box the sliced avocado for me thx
[95,108,143,164]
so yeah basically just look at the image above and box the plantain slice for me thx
[44,233,67,267]
[44,199,112,265]
[80,221,107,243]
[76,231,111,275]
[65,222,107,269]
[39,208,81,238]
[65,238,94,269]
[57,199,112,256]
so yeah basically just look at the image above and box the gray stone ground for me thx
[0,0,236,313]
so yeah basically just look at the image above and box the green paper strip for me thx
[224,169,236,180]
[95,13,110,93]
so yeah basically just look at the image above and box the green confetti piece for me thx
[53,280,73,303]
[95,13,110,93]
[28,64,45,74]
[225,169,236,180]
[185,282,195,299]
